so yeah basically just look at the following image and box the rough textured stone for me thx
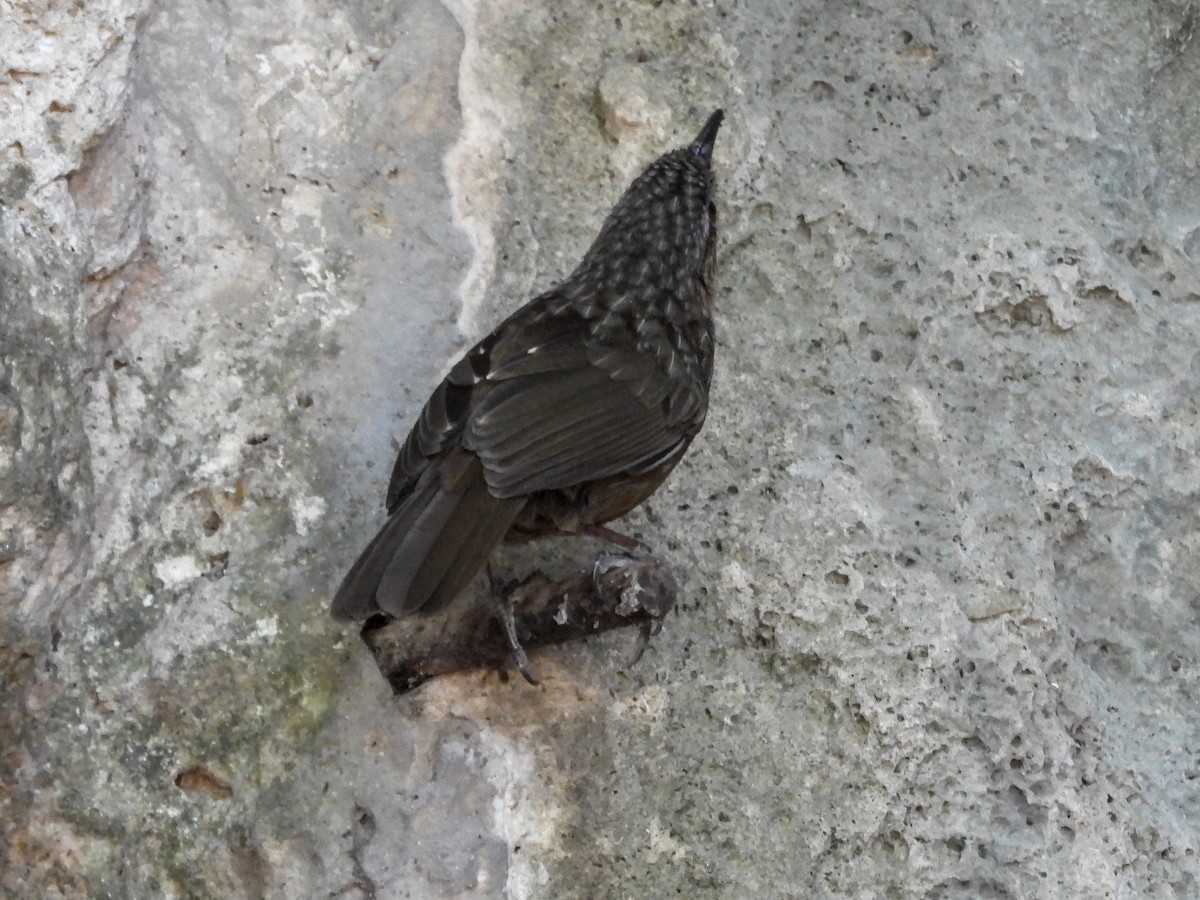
[3,0,1199,897]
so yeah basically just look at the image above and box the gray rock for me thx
[3,0,1198,897]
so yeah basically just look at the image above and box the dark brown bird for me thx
[333,110,724,672]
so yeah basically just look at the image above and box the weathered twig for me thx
[360,552,677,694]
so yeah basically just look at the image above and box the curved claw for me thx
[500,606,540,686]
[626,620,653,667]
[490,572,540,686]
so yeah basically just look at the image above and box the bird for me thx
[332,109,724,680]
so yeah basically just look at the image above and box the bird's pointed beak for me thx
[690,109,725,160]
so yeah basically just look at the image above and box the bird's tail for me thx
[331,450,524,620]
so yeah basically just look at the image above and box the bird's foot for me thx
[590,552,672,669]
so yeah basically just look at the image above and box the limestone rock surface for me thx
[3,0,1199,897]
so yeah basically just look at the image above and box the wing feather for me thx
[465,354,697,499]
[385,298,706,515]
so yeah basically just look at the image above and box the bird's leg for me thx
[498,600,539,686]
[584,523,647,552]
[486,565,540,686]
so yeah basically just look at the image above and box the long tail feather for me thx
[331,451,523,620]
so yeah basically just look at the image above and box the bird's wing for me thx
[385,373,470,513]
[462,306,707,499]
[385,298,707,507]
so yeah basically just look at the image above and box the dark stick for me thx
[359,552,678,694]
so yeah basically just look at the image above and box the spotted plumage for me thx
[332,110,724,623]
